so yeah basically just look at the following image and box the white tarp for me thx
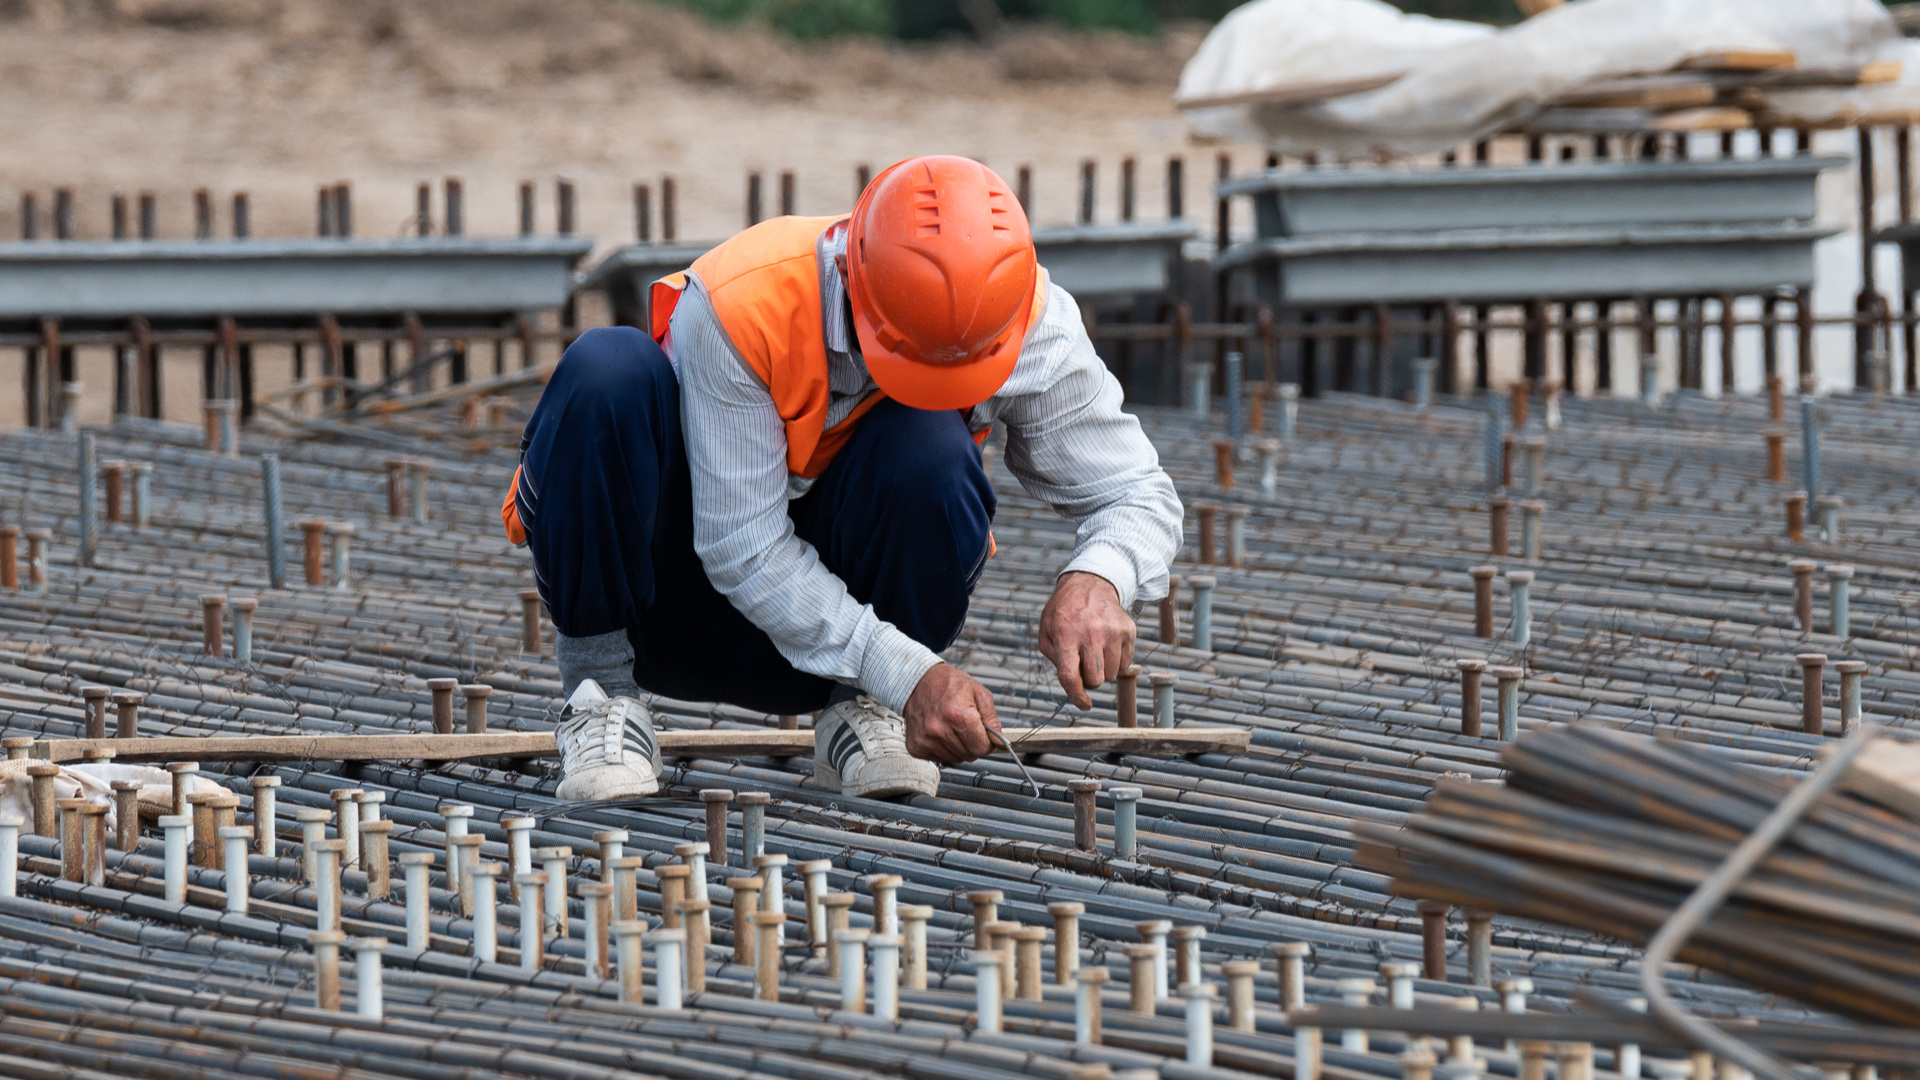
[1180,0,1911,158]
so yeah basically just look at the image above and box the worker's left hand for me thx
[1040,571,1134,710]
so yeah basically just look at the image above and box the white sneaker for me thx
[813,696,939,799]
[555,680,661,801]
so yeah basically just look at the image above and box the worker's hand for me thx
[1040,571,1134,710]
[904,663,1000,764]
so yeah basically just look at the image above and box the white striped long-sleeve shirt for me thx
[665,225,1183,713]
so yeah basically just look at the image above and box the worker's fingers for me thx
[1106,622,1133,684]
[1078,641,1105,696]
[974,682,1001,734]
[954,696,993,761]
[1054,640,1091,710]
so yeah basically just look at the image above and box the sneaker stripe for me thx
[826,721,864,773]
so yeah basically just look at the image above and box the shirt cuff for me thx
[1061,543,1140,609]
[859,624,945,714]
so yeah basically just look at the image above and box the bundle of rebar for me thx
[1357,723,1920,1029]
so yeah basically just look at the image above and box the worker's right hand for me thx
[903,663,999,764]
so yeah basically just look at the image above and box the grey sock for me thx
[826,683,862,708]
[555,629,641,701]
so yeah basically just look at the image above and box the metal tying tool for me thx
[987,726,1040,797]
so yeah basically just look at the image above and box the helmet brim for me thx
[853,298,1030,412]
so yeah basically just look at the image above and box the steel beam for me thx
[0,237,594,319]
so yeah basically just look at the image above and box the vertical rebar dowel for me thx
[1518,500,1543,562]
[872,932,903,1018]
[518,588,542,656]
[1151,673,1177,727]
[701,789,733,870]
[201,594,226,657]
[612,920,645,1003]
[130,463,150,528]
[311,931,345,1011]
[652,928,686,1008]
[1456,659,1485,737]
[1183,984,1217,1066]
[1798,652,1828,735]
[539,847,569,936]
[247,775,278,857]
[1484,402,1506,491]
[470,863,500,962]
[1488,497,1510,558]
[1826,563,1854,637]
[1159,577,1179,645]
[1111,786,1141,860]
[1416,899,1451,980]
[974,951,1004,1033]
[581,883,611,979]
[230,598,256,663]
[160,815,190,904]
[354,938,386,1018]
[1256,439,1279,494]
[1187,362,1212,419]
[1786,491,1808,542]
[840,926,871,1006]
[0,815,19,899]
[519,872,548,971]
[1115,665,1140,728]
[901,905,931,990]
[1836,660,1866,735]
[1223,351,1243,442]
[1277,383,1298,441]
[0,526,16,591]
[1274,942,1309,1010]
[220,825,251,914]
[1506,571,1534,646]
[260,454,285,588]
[1189,575,1215,652]
[1790,558,1816,632]
[1224,506,1248,568]
[1413,357,1437,409]
[1068,780,1100,852]
[739,793,769,866]
[409,461,431,522]
[1800,394,1820,497]
[1491,666,1524,742]
[462,684,492,734]
[1075,967,1107,1044]
[1466,907,1497,983]
[754,912,783,1000]
[77,431,97,568]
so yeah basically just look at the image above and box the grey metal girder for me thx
[578,219,1199,327]
[0,237,595,319]
[1216,222,1837,306]
[1218,157,1844,238]
[1029,220,1197,298]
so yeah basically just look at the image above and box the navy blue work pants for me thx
[516,327,995,715]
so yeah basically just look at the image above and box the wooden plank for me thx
[1841,737,1920,821]
[1174,74,1403,113]
[35,726,1250,765]
[1647,106,1755,133]
[1554,75,1717,111]
[1677,49,1797,73]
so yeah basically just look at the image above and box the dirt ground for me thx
[0,0,1223,245]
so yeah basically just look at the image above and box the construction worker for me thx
[505,155,1182,801]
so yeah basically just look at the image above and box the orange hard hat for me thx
[846,155,1040,411]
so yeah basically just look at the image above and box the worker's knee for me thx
[550,326,675,411]
[859,402,993,543]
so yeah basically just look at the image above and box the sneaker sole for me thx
[556,765,659,802]
[813,753,938,800]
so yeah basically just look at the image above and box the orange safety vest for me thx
[503,215,1039,545]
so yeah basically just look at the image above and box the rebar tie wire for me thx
[1638,722,1877,1080]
